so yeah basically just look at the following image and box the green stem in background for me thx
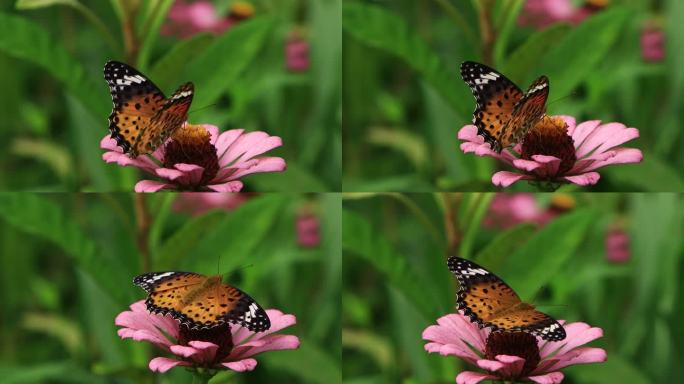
[16,0,120,55]
[439,193,462,256]
[433,0,477,45]
[120,0,142,63]
[385,193,443,248]
[458,193,494,258]
[133,194,152,272]
[192,371,213,384]
[493,0,524,65]
[473,0,497,65]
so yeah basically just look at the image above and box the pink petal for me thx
[169,344,201,359]
[214,129,245,157]
[477,355,525,378]
[134,180,175,192]
[569,120,601,147]
[226,157,287,180]
[421,313,486,364]
[563,172,600,186]
[221,358,258,372]
[492,171,533,187]
[174,163,206,186]
[542,347,607,372]
[100,136,121,151]
[557,115,576,131]
[187,340,219,363]
[571,148,643,173]
[229,335,300,360]
[528,372,564,384]
[155,167,186,181]
[202,124,220,145]
[149,357,189,373]
[552,323,605,356]
[115,301,179,342]
[511,158,543,172]
[219,131,281,167]
[206,180,244,192]
[530,155,561,177]
[575,123,640,158]
[456,371,497,384]
[457,125,481,142]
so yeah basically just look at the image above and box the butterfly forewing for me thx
[133,271,271,332]
[104,61,193,157]
[502,75,550,147]
[460,61,523,153]
[447,256,566,341]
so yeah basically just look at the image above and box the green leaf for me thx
[184,16,275,107]
[475,223,537,269]
[156,210,225,269]
[0,12,108,119]
[258,342,341,384]
[342,2,470,120]
[148,33,214,91]
[502,23,571,83]
[537,7,630,99]
[137,0,174,69]
[602,153,684,192]
[497,209,596,300]
[342,210,444,319]
[0,194,133,305]
[566,354,649,384]
[15,0,79,8]
[248,161,329,192]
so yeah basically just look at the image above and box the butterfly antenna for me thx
[188,103,219,115]
[547,91,578,107]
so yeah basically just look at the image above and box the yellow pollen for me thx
[171,124,211,145]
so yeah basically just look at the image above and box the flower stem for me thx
[474,0,497,65]
[192,369,215,384]
[133,194,152,272]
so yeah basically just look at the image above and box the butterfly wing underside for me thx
[501,75,550,148]
[460,61,524,153]
[104,61,193,157]
[134,272,271,332]
[447,256,566,341]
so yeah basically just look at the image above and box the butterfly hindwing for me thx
[447,256,566,341]
[502,75,550,147]
[104,61,193,157]
[133,271,271,332]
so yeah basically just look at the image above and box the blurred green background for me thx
[0,0,340,191]
[343,192,683,383]
[343,0,684,192]
[0,192,341,383]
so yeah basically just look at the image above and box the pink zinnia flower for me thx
[423,312,607,384]
[162,1,254,38]
[484,193,561,229]
[285,33,310,72]
[518,0,607,29]
[641,27,665,62]
[101,124,286,192]
[458,115,643,190]
[296,213,320,248]
[116,300,300,374]
[605,227,630,263]
[173,193,253,215]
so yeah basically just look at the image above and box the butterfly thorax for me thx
[485,302,536,322]
[179,275,222,306]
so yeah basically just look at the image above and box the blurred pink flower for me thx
[641,28,665,62]
[605,227,630,263]
[296,213,320,248]
[484,194,554,229]
[519,0,607,29]
[101,123,286,192]
[116,300,300,374]
[286,35,310,72]
[162,1,234,38]
[458,115,642,190]
[173,193,253,215]
[423,312,607,384]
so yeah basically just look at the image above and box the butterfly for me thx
[134,272,271,332]
[104,61,194,158]
[447,256,566,341]
[460,61,549,153]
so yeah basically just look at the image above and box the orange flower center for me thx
[521,116,577,176]
[163,124,220,188]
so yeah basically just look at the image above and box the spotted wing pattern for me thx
[104,61,194,157]
[460,61,549,153]
[133,272,271,332]
[447,256,566,341]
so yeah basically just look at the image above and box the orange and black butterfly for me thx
[104,61,193,157]
[134,272,271,332]
[460,61,549,153]
[447,256,566,341]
